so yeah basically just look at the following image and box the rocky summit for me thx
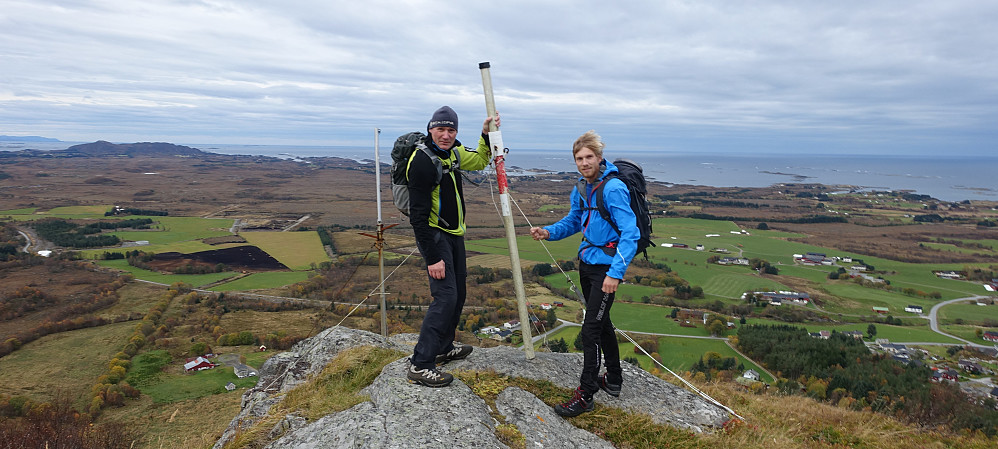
[213,327,731,449]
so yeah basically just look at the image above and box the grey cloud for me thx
[0,0,995,154]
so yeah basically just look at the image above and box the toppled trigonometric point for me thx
[213,327,731,449]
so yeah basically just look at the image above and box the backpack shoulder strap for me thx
[593,174,620,236]
[409,141,444,184]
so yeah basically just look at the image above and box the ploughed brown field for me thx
[149,246,288,271]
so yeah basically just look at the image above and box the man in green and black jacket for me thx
[405,105,499,387]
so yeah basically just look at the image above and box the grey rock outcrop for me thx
[214,327,731,449]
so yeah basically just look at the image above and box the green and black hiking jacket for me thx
[406,134,491,265]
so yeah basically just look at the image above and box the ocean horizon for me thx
[4,140,996,203]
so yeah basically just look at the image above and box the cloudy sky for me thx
[2,0,996,155]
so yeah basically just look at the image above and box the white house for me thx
[742,369,760,381]
[905,305,923,314]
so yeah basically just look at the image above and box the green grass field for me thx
[41,205,113,215]
[611,302,732,337]
[133,362,259,403]
[535,324,772,382]
[0,207,38,215]
[938,324,987,343]
[515,217,998,341]
[0,321,136,408]
[241,231,330,270]
[79,240,244,259]
[655,336,774,383]
[820,282,933,314]
[208,271,313,291]
[921,242,996,256]
[938,302,998,325]
[96,259,240,287]
[108,216,234,244]
[126,348,272,404]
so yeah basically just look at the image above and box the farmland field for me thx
[937,301,998,325]
[655,336,773,383]
[820,282,934,315]
[41,205,113,215]
[0,321,136,408]
[241,231,329,270]
[0,207,38,215]
[97,259,240,287]
[535,325,772,382]
[134,360,259,404]
[109,216,234,244]
[208,271,313,291]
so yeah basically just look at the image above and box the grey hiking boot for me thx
[435,342,473,364]
[407,363,454,387]
[599,373,621,397]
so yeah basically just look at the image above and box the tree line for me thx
[28,218,154,249]
[737,324,998,436]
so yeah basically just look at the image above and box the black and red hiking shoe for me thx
[599,373,622,397]
[554,387,594,417]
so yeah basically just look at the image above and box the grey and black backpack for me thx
[389,131,461,219]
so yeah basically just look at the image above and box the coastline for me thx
[3,142,995,203]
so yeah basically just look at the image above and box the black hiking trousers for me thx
[411,229,467,370]
[579,261,623,396]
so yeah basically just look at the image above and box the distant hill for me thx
[61,141,205,157]
[0,135,60,142]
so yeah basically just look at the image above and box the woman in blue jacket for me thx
[530,130,639,417]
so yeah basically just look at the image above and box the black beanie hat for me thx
[427,106,458,131]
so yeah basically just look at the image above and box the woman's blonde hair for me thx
[572,130,605,158]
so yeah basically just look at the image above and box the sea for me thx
[3,141,996,203]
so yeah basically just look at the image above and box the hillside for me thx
[61,141,205,157]
[210,327,993,449]
[2,151,998,448]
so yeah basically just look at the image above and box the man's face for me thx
[574,147,602,182]
[429,126,457,150]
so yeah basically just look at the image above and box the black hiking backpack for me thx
[389,131,461,220]
[577,158,655,259]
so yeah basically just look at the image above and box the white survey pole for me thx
[375,128,387,337]
[479,62,533,359]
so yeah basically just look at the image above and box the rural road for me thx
[926,295,992,347]
[16,229,31,253]
[15,226,55,254]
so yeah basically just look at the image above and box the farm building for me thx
[842,331,864,340]
[983,331,998,342]
[931,369,958,383]
[234,363,258,378]
[809,330,831,339]
[872,306,889,314]
[905,305,923,313]
[677,309,705,320]
[959,360,985,374]
[795,252,833,266]
[746,291,810,304]
[184,356,215,372]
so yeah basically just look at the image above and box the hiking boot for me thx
[435,342,473,364]
[599,373,622,397]
[407,363,453,387]
[554,387,594,417]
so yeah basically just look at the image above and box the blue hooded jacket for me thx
[543,159,639,280]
